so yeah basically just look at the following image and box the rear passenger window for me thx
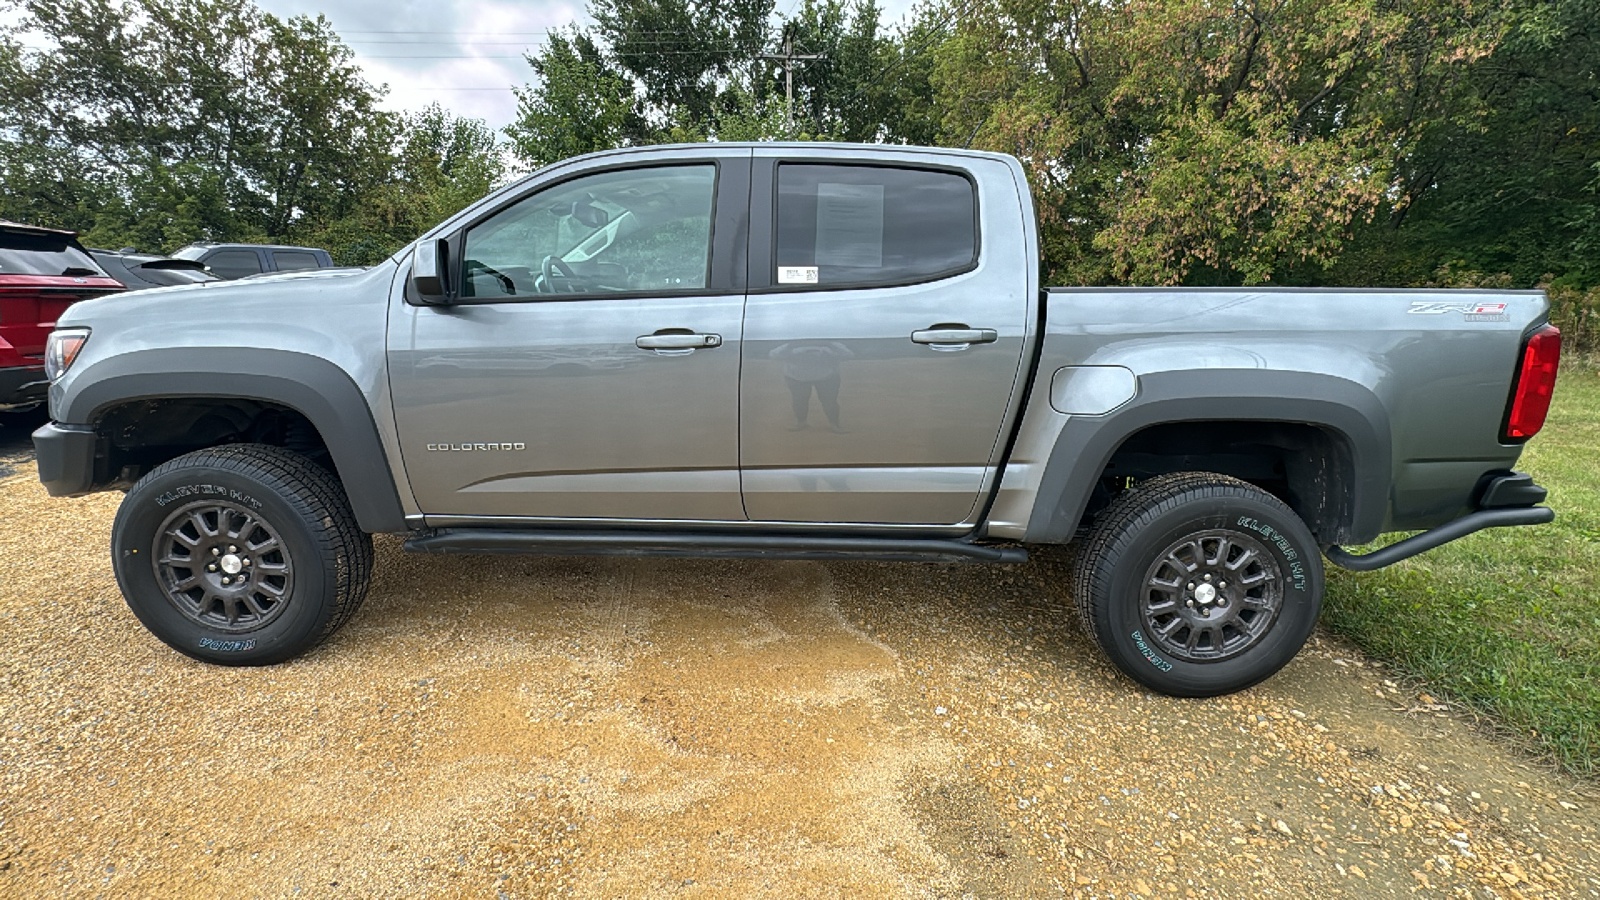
[273,250,320,271]
[204,250,263,279]
[774,164,977,289]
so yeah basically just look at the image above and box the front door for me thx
[739,154,1032,525]
[390,153,751,521]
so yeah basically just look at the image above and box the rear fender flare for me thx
[1023,370,1391,544]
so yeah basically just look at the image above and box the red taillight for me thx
[1504,324,1561,441]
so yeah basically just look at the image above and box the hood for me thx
[58,259,395,326]
[235,266,367,283]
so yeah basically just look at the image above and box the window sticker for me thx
[778,266,819,284]
[815,182,884,269]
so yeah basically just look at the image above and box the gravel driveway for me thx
[2,442,1597,897]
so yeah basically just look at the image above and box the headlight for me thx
[44,327,91,381]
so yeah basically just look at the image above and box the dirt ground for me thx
[2,429,1599,898]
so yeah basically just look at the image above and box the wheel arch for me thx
[1021,370,1391,545]
[62,347,406,534]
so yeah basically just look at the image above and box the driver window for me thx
[460,164,716,299]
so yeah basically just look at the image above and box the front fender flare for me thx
[60,347,406,534]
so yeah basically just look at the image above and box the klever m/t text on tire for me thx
[111,444,373,665]
[1072,472,1324,697]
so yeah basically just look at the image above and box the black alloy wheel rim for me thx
[1139,528,1284,663]
[153,500,294,633]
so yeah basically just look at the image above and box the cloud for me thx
[255,0,921,131]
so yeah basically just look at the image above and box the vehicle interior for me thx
[461,167,714,298]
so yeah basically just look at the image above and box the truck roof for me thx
[172,241,328,253]
[524,141,1018,174]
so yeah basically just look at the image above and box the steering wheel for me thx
[539,255,581,293]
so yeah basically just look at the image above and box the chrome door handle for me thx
[636,332,722,350]
[911,327,998,346]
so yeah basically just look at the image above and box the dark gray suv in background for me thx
[169,242,335,279]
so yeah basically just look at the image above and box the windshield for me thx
[0,233,107,277]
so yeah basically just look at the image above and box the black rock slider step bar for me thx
[402,529,1028,563]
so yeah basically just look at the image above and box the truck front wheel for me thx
[1071,472,1323,697]
[111,443,374,665]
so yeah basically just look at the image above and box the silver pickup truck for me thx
[32,143,1562,697]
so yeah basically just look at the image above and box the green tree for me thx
[1326,0,1600,290]
[0,0,394,251]
[506,0,943,152]
[934,0,1508,285]
[868,3,946,146]
[319,105,507,264]
[770,0,904,141]
[0,0,152,232]
[591,0,775,126]
[506,30,638,168]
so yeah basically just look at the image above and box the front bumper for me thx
[1324,472,1553,571]
[32,421,100,497]
[0,365,48,411]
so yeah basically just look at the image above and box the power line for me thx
[345,40,548,46]
[338,30,559,34]
[357,51,735,58]
[335,29,748,36]
[835,0,975,116]
[360,55,549,59]
[344,37,752,46]
[759,27,825,128]
[352,45,749,52]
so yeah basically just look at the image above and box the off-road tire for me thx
[1071,472,1323,697]
[111,443,374,665]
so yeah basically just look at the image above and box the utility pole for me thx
[759,27,825,129]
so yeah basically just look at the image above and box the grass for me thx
[1322,358,1600,777]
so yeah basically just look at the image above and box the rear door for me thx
[389,148,752,521]
[738,151,1033,525]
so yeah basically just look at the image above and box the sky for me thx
[254,0,923,132]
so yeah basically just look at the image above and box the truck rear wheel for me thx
[111,443,373,665]
[1071,472,1323,697]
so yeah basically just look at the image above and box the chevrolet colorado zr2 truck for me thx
[32,144,1562,697]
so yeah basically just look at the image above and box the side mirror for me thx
[409,238,450,305]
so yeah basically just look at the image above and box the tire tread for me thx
[1070,471,1315,696]
[115,443,374,662]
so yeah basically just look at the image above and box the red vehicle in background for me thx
[0,222,124,416]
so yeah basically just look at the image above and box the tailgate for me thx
[0,277,123,364]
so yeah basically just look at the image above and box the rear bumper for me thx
[0,365,48,411]
[1324,472,1552,571]
[32,421,99,497]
